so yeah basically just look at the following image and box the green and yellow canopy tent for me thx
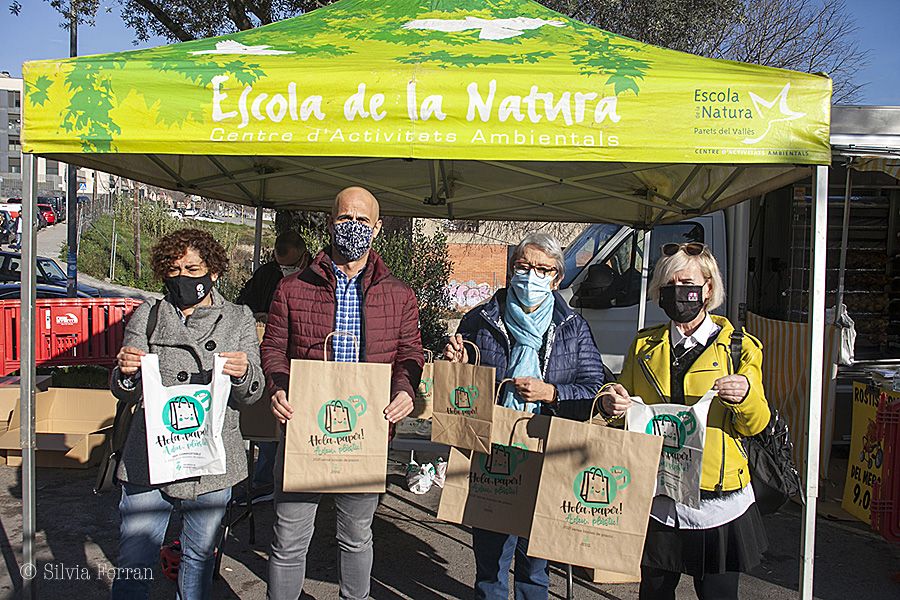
[17,0,832,597]
[22,0,831,224]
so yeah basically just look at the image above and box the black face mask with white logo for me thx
[658,284,705,323]
[164,273,214,309]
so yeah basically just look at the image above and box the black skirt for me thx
[641,501,768,577]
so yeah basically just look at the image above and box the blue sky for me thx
[1,0,898,105]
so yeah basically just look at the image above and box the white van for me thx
[558,212,728,373]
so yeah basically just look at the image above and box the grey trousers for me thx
[267,446,380,600]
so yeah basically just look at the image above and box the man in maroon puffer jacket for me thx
[261,186,423,600]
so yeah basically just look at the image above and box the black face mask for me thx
[658,284,705,323]
[164,273,214,309]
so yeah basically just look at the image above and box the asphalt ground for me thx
[0,448,897,600]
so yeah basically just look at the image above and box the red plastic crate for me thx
[0,298,144,375]
[871,391,900,542]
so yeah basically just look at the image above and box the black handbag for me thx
[94,300,160,494]
[730,331,804,514]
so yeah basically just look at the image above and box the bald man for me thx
[260,186,424,600]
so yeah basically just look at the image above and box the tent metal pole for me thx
[835,161,853,318]
[253,206,264,272]
[20,153,38,600]
[637,229,652,330]
[800,165,829,600]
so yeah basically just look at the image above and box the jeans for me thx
[252,441,277,487]
[267,489,379,600]
[110,483,230,600]
[473,528,549,600]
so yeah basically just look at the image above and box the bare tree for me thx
[542,0,868,102]
[715,0,867,102]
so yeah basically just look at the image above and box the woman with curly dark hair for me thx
[109,228,264,600]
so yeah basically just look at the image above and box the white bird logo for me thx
[742,82,806,145]
[403,17,565,40]
[189,40,294,56]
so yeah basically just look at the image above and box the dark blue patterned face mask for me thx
[333,220,374,261]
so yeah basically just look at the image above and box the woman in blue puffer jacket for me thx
[444,232,608,600]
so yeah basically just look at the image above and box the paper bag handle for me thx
[587,382,624,424]
[462,340,481,366]
[494,378,515,405]
[423,349,434,364]
[324,331,360,362]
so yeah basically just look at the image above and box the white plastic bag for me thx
[141,353,230,485]
[826,303,856,366]
[626,390,714,508]
[406,460,435,495]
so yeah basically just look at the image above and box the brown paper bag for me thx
[283,333,392,494]
[410,350,434,420]
[239,397,280,441]
[438,404,549,537]
[431,342,496,454]
[527,415,663,575]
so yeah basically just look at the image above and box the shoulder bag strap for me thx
[730,330,744,375]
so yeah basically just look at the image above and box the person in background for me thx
[237,230,310,319]
[13,213,22,250]
[110,228,264,600]
[598,242,770,600]
[444,232,608,600]
[236,229,310,502]
[262,186,423,600]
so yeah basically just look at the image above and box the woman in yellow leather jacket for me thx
[599,242,770,600]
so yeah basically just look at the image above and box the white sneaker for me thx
[406,460,435,495]
[432,457,447,488]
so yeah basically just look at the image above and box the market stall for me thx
[19,0,832,597]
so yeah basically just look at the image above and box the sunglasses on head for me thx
[662,242,707,257]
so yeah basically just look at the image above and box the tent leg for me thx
[20,154,38,600]
[637,229,652,330]
[253,206,264,272]
[800,165,828,600]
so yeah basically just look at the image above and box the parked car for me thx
[37,204,56,226]
[0,283,92,299]
[191,210,224,223]
[39,196,66,222]
[0,251,101,297]
[166,209,184,220]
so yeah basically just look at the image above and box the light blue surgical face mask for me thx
[510,270,554,308]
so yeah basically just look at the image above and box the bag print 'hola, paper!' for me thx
[626,390,714,509]
[430,346,497,454]
[437,406,549,538]
[527,417,662,576]
[283,358,392,494]
[141,353,229,485]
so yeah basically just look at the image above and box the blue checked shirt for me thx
[331,261,363,362]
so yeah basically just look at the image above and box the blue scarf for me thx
[502,289,554,413]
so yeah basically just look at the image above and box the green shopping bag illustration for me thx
[579,467,611,505]
[453,385,478,410]
[168,398,201,431]
[651,415,683,451]
[324,400,353,434]
[484,445,511,476]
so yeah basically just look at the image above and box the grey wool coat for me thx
[110,288,264,500]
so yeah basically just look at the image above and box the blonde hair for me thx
[648,248,725,311]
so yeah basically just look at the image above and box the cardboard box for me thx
[0,388,117,469]
[0,387,19,433]
[0,376,53,432]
